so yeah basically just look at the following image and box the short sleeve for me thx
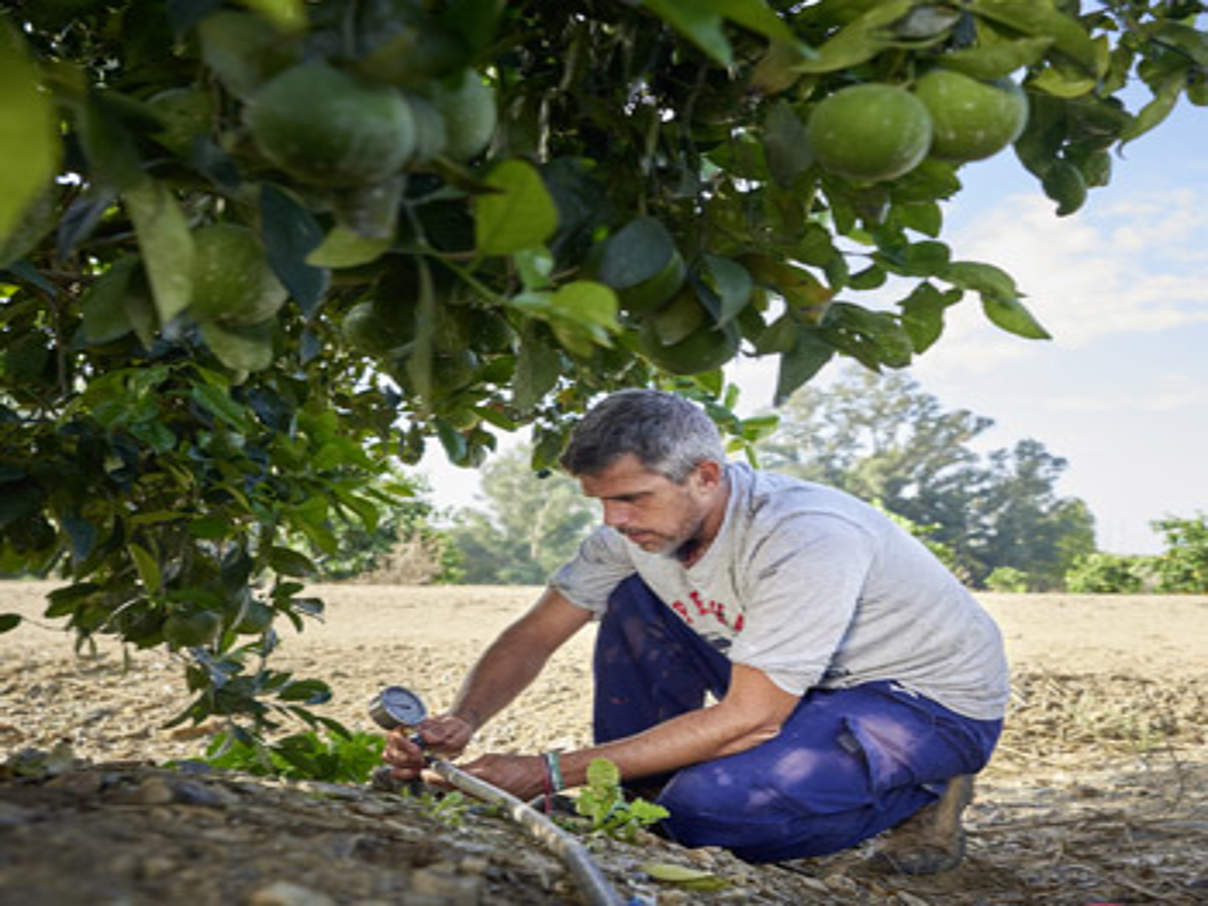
[728,515,875,695]
[550,526,636,617]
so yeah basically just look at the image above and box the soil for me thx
[2,582,1206,905]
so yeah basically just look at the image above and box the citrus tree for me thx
[0,0,1204,731]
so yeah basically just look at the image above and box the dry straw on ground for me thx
[2,583,1206,904]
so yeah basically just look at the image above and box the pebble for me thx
[409,864,483,905]
[248,880,337,906]
[45,769,103,796]
[109,777,175,805]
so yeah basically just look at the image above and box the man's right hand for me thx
[382,714,475,778]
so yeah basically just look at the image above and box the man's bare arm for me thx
[384,586,591,773]
[448,585,592,730]
[457,663,800,798]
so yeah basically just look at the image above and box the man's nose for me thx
[601,500,629,528]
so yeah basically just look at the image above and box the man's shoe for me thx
[867,774,975,875]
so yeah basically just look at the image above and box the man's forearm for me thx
[448,625,551,730]
[556,663,800,787]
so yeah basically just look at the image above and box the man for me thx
[384,389,1008,871]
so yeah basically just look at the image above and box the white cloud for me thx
[914,188,1208,375]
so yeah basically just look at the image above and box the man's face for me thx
[578,453,719,556]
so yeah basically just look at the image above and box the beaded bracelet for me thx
[542,750,564,793]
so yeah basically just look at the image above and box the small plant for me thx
[1065,551,1149,593]
[574,758,669,842]
[418,789,472,827]
[189,728,385,784]
[985,566,1030,593]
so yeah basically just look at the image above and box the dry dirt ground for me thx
[1,582,1206,905]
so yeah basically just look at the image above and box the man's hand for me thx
[382,713,474,779]
[457,753,547,801]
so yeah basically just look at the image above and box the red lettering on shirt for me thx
[670,599,693,624]
[689,591,708,616]
[734,614,744,632]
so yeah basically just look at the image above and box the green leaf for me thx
[128,543,162,594]
[775,330,833,404]
[939,36,1053,80]
[475,160,558,255]
[0,613,20,634]
[702,255,753,325]
[122,178,195,326]
[237,0,306,32]
[278,679,332,704]
[641,0,731,66]
[304,226,391,268]
[268,546,317,577]
[762,100,813,188]
[982,294,1051,340]
[436,419,469,463]
[792,0,914,73]
[899,281,961,353]
[550,280,619,339]
[200,319,275,371]
[943,260,1017,299]
[1120,72,1183,144]
[191,382,253,431]
[0,23,59,245]
[585,756,621,789]
[513,324,560,410]
[80,256,139,344]
[644,0,800,66]
[594,217,677,290]
[641,862,731,891]
[1029,62,1096,98]
[260,184,329,318]
[969,0,1099,74]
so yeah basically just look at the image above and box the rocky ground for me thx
[2,583,1206,905]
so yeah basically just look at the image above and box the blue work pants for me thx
[592,575,1003,863]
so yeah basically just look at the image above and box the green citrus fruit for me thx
[406,94,448,162]
[638,321,739,375]
[1187,72,1208,107]
[806,83,932,182]
[163,611,221,648]
[432,348,478,389]
[1042,161,1087,216]
[424,69,496,161]
[468,308,513,353]
[342,300,415,355]
[190,224,288,326]
[645,286,708,346]
[913,70,1028,163]
[235,601,274,635]
[147,86,213,156]
[245,62,416,186]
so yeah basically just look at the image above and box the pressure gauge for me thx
[368,685,428,730]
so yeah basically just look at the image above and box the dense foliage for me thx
[1,0,1204,728]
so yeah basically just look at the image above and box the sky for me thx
[419,95,1208,556]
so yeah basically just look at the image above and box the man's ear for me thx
[692,459,723,490]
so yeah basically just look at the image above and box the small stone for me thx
[409,865,483,906]
[129,778,175,805]
[458,855,490,875]
[351,799,389,817]
[0,802,36,827]
[248,880,337,906]
[45,770,103,796]
[140,856,177,880]
[170,779,237,807]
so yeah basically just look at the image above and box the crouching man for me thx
[384,389,1008,872]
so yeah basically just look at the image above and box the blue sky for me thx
[421,96,1207,555]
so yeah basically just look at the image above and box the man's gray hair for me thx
[560,389,725,483]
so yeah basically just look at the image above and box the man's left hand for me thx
[457,753,548,801]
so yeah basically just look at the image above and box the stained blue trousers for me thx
[592,575,1003,863]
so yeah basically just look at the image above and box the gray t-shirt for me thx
[552,462,1009,720]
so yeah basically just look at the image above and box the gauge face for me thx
[375,685,427,727]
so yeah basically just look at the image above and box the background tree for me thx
[0,0,1203,731]
[448,445,596,584]
[757,365,1095,587]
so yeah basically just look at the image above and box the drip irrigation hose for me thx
[368,685,626,906]
[425,756,626,906]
